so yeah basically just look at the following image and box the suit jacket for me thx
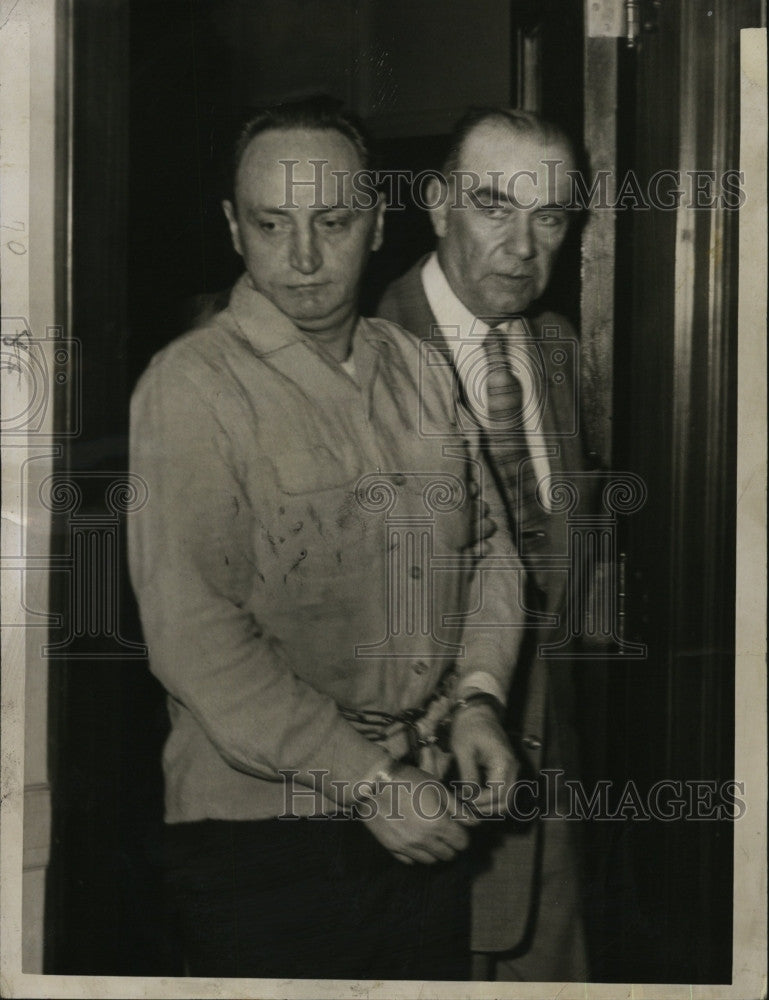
[378,257,590,952]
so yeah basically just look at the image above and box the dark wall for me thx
[127,0,237,386]
[45,0,176,975]
[126,0,584,382]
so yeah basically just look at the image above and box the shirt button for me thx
[410,565,422,580]
[412,660,429,675]
[522,734,542,750]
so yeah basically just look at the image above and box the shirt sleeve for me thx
[128,352,391,803]
[454,671,507,706]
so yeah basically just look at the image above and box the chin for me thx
[280,296,337,320]
[288,303,345,329]
[486,297,533,317]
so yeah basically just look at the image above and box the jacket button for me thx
[522,734,542,750]
[412,660,428,675]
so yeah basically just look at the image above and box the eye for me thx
[319,211,352,231]
[253,216,287,233]
[480,204,508,220]
[535,211,567,228]
[250,213,290,233]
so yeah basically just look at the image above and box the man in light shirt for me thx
[129,98,528,981]
[378,107,591,981]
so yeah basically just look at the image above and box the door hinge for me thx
[586,0,663,48]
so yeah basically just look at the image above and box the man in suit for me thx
[378,107,590,981]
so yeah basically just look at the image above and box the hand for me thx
[359,763,476,865]
[450,705,518,815]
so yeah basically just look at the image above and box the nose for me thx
[503,214,535,260]
[289,224,322,274]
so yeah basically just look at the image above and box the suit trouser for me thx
[472,811,589,981]
[163,815,471,981]
[471,698,589,983]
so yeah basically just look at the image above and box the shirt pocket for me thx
[273,445,360,495]
[261,446,380,585]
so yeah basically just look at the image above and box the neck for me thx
[295,312,357,362]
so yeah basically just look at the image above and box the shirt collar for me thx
[421,252,490,343]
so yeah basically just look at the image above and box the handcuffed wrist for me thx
[451,691,505,723]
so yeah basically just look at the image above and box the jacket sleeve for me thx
[128,352,391,801]
[453,447,528,702]
[409,334,527,706]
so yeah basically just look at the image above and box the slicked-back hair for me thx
[227,95,374,204]
[441,106,577,180]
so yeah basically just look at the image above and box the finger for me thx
[450,780,487,822]
[504,758,520,787]
[407,846,439,865]
[453,747,480,787]
[391,851,415,865]
[429,839,459,863]
[435,817,471,851]
[485,752,517,787]
[453,810,482,828]
[472,787,508,815]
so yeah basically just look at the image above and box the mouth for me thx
[286,282,329,291]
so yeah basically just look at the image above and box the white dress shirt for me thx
[419,253,552,707]
[420,252,552,510]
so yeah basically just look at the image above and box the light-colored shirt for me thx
[128,274,525,822]
[421,252,552,511]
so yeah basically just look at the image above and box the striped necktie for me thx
[482,326,548,533]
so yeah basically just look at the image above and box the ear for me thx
[369,196,386,253]
[222,199,243,256]
[426,177,450,239]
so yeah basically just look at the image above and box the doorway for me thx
[42,0,756,983]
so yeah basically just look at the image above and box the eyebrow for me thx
[470,186,569,209]
[246,207,290,216]
[244,204,354,219]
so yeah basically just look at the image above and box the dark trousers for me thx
[164,816,471,981]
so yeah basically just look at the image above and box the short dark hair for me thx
[227,95,374,203]
[441,106,577,179]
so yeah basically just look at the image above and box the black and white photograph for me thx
[0,1,766,998]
